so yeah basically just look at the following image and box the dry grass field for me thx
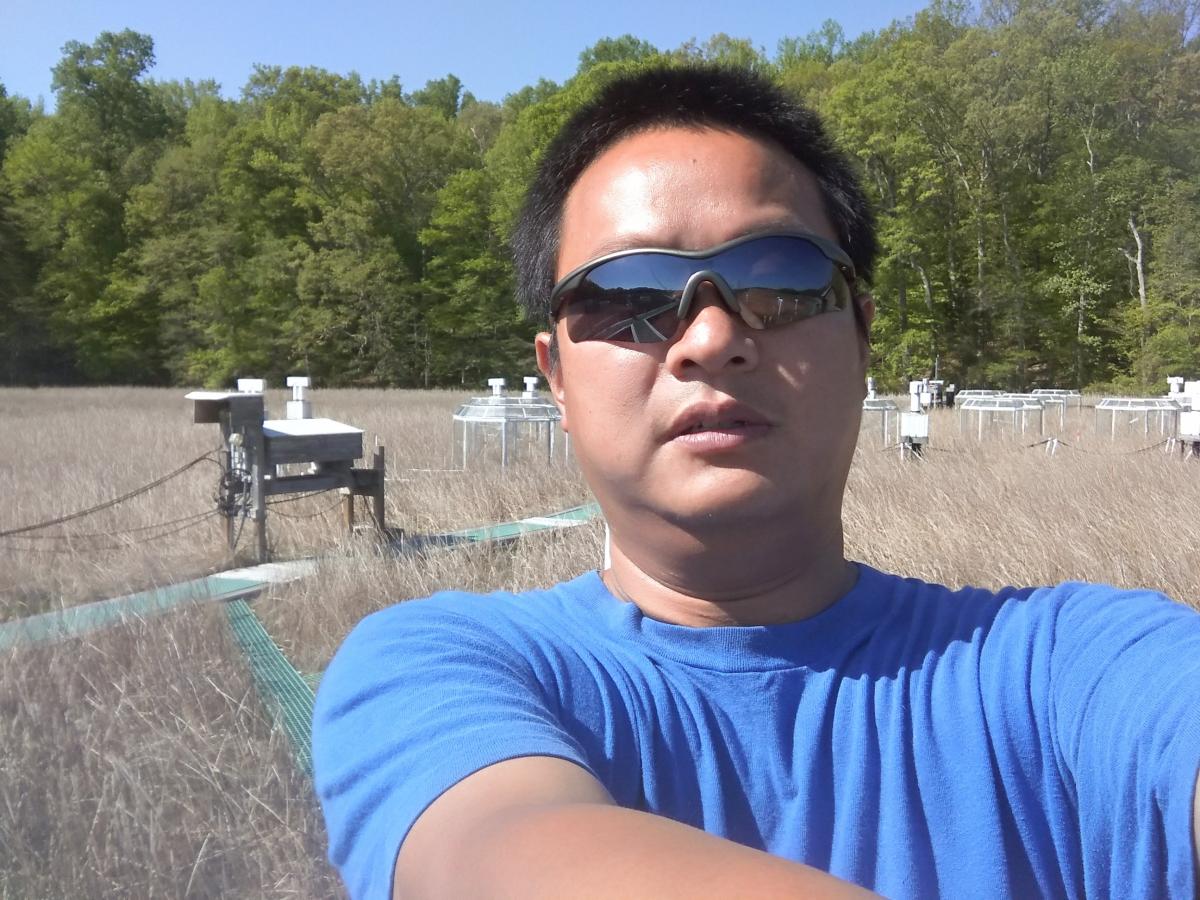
[1,386,1198,898]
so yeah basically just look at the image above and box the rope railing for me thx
[5,508,220,543]
[859,437,1182,458]
[2,511,222,554]
[0,450,221,539]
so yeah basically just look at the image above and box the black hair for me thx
[512,63,878,335]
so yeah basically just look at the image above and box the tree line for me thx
[0,1,1197,391]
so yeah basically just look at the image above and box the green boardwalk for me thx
[0,504,598,652]
[0,563,314,651]
[225,598,316,774]
[1,503,601,769]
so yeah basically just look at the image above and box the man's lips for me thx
[667,401,771,441]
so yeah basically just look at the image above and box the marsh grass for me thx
[1,387,1197,897]
[0,605,339,899]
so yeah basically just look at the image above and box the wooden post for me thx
[219,409,236,554]
[216,395,266,560]
[247,421,268,564]
[371,444,386,534]
[341,488,355,538]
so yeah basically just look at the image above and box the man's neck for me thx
[602,521,856,628]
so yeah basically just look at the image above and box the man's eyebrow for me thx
[582,221,811,259]
[582,235,667,257]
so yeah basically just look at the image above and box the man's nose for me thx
[665,281,759,376]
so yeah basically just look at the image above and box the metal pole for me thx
[248,420,268,564]
[372,445,386,534]
[219,409,236,554]
[342,489,354,536]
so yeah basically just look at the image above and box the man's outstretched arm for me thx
[1194,771,1199,900]
[394,756,876,899]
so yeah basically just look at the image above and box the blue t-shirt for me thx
[313,565,1200,899]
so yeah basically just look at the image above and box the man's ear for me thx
[535,330,569,433]
[855,293,876,370]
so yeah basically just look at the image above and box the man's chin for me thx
[653,480,794,531]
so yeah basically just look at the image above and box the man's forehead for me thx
[570,125,819,196]
[558,126,836,269]
[579,215,818,259]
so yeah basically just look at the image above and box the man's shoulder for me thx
[851,563,1037,625]
[860,563,1181,618]
[852,564,1197,657]
[334,570,607,660]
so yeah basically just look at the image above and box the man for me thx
[314,65,1200,899]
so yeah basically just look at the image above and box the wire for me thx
[228,491,251,555]
[1019,437,1173,456]
[0,451,221,538]
[1130,438,1170,453]
[271,495,343,520]
[2,508,218,543]
[4,510,221,554]
[267,487,336,507]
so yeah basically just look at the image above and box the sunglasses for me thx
[549,231,856,344]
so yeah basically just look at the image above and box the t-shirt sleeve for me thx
[311,595,593,900]
[1047,584,1200,898]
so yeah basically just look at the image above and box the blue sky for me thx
[2,0,930,108]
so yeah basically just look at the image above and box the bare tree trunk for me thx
[1124,214,1148,314]
[1121,213,1150,384]
[1076,302,1085,388]
[976,199,986,330]
[914,262,935,377]
[1072,121,1101,390]
[1001,203,1026,387]
[916,263,934,311]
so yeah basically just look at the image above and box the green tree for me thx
[119,95,239,383]
[1,12,1196,390]
[457,94,504,154]
[673,34,769,71]
[410,74,463,119]
[577,35,660,72]
[420,168,534,384]
[293,99,477,383]
[51,29,171,188]
[3,30,174,381]
[0,84,41,382]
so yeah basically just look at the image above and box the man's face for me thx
[536,126,873,539]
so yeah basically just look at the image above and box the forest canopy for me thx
[1,1,1197,391]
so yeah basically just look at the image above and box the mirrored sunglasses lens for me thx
[720,236,838,324]
[558,236,845,342]
[562,254,692,343]
[731,235,834,288]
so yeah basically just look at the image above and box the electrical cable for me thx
[1019,437,1175,456]
[0,451,221,538]
[270,495,343,520]
[3,508,218,543]
[228,487,252,555]
[267,487,336,507]
[1130,438,1171,453]
[4,510,221,554]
